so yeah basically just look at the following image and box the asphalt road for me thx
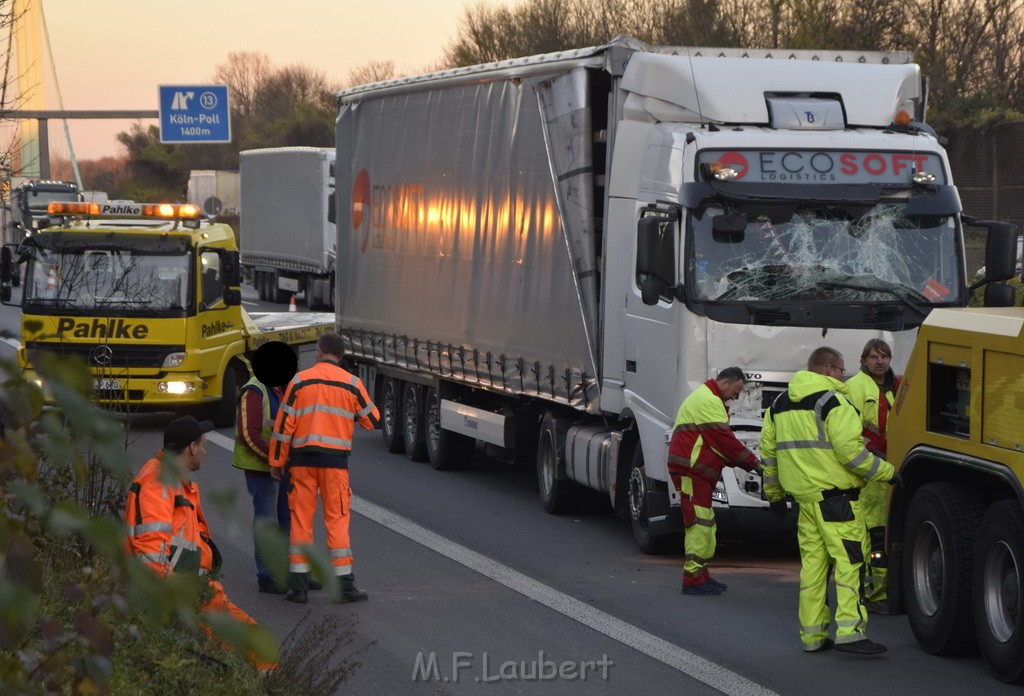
[1,285,1019,694]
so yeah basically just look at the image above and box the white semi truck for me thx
[334,36,995,551]
[239,147,336,309]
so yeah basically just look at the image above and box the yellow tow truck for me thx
[886,222,1024,683]
[0,201,335,426]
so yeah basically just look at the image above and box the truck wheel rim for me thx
[911,520,944,616]
[383,383,397,435]
[539,431,555,496]
[982,540,1021,643]
[628,467,646,522]
[427,393,441,453]
[404,392,418,441]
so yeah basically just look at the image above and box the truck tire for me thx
[255,271,268,301]
[402,383,428,461]
[425,387,473,470]
[380,377,405,453]
[903,481,985,655]
[973,499,1024,683]
[212,364,240,428]
[536,412,582,514]
[628,446,673,555]
[270,273,290,304]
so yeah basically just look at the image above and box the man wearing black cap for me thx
[123,415,275,671]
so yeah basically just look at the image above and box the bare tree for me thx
[212,51,273,121]
[345,60,397,88]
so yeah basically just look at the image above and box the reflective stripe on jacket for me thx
[667,379,757,484]
[232,377,276,472]
[123,456,220,576]
[844,369,896,458]
[269,359,380,468]
[759,370,894,504]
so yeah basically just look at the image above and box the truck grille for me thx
[26,342,185,369]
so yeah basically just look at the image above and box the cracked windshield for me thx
[24,247,192,314]
[689,202,961,307]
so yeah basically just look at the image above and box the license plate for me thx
[93,378,121,391]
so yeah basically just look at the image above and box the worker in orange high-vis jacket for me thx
[123,415,275,671]
[270,331,380,605]
[669,367,759,596]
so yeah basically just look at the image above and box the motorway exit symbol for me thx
[159,85,231,143]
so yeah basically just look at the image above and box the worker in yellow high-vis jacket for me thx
[844,338,898,613]
[760,346,894,656]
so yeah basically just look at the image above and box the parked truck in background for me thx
[883,244,1024,683]
[239,147,336,309]
[2,179,81,285]
[334,36,1003,551]
[0,201,335,427]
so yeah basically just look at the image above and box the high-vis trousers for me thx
[674,474,717,587]
[859,479,888,602]
[201,579,276,671]
[796,493,870,651]
[287,466,353,591]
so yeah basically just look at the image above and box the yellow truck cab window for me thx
[200,250,223,308]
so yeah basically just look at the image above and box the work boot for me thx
[309,577,323,591]
[285,589,308,604]
[707,577,728,591]
[681,582,723,596]
[834,639,886,655]
[804,638,834,653]
[334,576,368,604]
[258,577,287,595]
[866,599,889,615]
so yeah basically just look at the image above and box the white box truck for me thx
[334,36,997,551]
[239,147,336,309]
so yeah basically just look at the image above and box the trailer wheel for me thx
[211,364,240,428]
[402,383,427,461]
[536,412,581,514]
[628,446,673,554]
[425,387,473,470]
[380,377,405,453]
[973,500,1024,683]
[258,272,270,301]
[270,273,290,304]
[903,482,985,655]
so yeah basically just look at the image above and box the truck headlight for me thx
[157,381,194,394]
[162,352,186,368]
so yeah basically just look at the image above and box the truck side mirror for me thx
[0,245,12,304]
[637,214,677,306]
[984,282,1016,308]
[223,288,242,306]
[222,250,241,287]
[0,245,11,284]
[981,221,1017,282]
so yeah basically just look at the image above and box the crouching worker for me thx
[123,415,276,671]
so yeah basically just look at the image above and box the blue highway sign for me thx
[159,85,231,143]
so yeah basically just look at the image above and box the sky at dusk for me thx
[25,0,481,161]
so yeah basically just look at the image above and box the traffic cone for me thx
[289,295,297,313]
[46,266,56,290]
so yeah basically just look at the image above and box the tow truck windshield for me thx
[23,245,193,317]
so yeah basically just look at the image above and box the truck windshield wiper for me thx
[814,280,929,321]
[95,298,153,306]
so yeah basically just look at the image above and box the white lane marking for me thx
[1,337,20,350]
[353,495,776,696]
[206,431,237,451]
[204,433,775,696]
